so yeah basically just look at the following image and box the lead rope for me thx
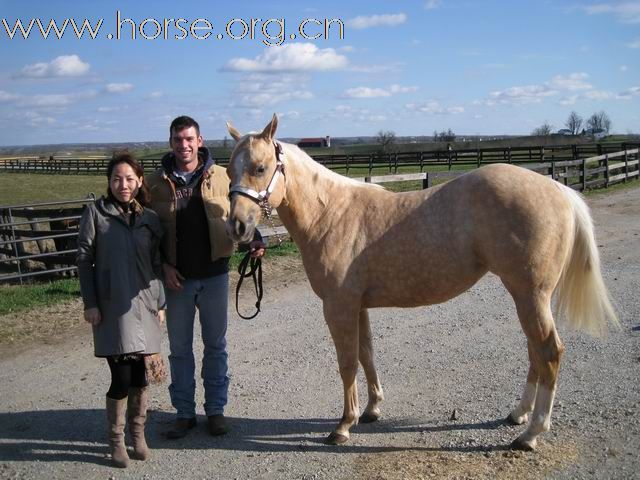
[235,201,285,319]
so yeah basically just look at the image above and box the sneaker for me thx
[166,417,197,439]
[207,414,229,436]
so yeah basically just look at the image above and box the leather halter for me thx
[229,141,285,206]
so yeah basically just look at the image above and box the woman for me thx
[77,153,165,468]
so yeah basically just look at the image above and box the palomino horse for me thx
[225,115,618,451]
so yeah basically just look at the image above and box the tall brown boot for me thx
[106,396,130,468]
[127,387,150,461]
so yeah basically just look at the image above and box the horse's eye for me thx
[256,165,266,175]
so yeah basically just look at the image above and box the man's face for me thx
[170,126,203,168]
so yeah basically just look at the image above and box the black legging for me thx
[106,356,148,400]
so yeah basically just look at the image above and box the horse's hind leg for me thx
[510,292,565,451]
[507,342,539,425]
[358,309,384,423]
[323,301,360,445]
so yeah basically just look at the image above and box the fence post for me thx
[7,207,24,285]
[604,153,609,188]
[582,158,587,191]
[368,154,373,175]
[507,147,512,164]
[624,150,629,183]
[551,161,556,181]
[423,173,431,189]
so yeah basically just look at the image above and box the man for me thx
[147,116,264,439]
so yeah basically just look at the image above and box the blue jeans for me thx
[166,273,229,418]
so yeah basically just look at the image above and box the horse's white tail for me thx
[555,185,619,336]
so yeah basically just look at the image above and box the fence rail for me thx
[1,148,638,284]
[1,142,638,176]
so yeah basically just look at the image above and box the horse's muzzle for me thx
[226,217,255,243]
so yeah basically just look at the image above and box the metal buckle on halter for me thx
[229,141,285,206]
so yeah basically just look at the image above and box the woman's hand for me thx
[84,307,102,326]
[157,309,166,325]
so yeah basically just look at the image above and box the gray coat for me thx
[77,197,165,357]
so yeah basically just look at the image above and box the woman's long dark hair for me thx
[106,152,150,206]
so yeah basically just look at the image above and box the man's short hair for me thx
[170,116,200,138]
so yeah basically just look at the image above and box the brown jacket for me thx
[146,161,235,266]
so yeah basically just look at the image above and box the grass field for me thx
[0,172,104,205]
[0,241,299,316]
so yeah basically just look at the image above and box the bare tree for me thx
[433,128,456,142]
[565,111,583,135]
[587,111,612,134]
[376,130,396,152]
[532,122,553,136]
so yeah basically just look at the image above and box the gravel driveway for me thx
[1,185,638,480]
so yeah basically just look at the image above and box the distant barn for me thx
[297,136,331,149]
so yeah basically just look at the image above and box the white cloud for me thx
[148,91,163,98]
[24,111,56,126]
[424,0,442,9]
[620,65,629,72]
[344,87,391,98]
[348,13,407,29]
[105,83,134,93]
[549,73,592,91]
[97,105,129,113]
[349,62,404,74]
[232,74,314,108]
[478,73,605,106]
[617,86,640,99]
[343,84,418,98]
[223,43,348,72]
[583,2,640,24]
[559,95,579,106]
[628,38,640,48]
[486,85,557,105]
[20,54,90,78]
[583,90,615,100]
[405,101,464,115]
[0,90,19,102]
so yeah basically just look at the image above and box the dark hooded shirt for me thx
[161,147,230,279]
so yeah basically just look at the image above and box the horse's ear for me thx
[259,113,278,141]
[227,122,242,141]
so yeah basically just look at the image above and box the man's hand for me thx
[249,240,267,258]
[163,263,185,290]
[84,307,102,326]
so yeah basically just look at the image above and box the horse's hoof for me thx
[360,411,380,424]
[325,432,349,445]
[505,413,527,426]
[510,437,536,451]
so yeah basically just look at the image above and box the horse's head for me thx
[226,114,286,243]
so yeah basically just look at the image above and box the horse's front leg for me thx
[359,308,384,423]
[323,300,360,445]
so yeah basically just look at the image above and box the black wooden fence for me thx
[1,148,638,284]
[1,142,638,176]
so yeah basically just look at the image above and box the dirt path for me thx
[1,185,639,480]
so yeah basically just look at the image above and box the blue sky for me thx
[0,0,638,145]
